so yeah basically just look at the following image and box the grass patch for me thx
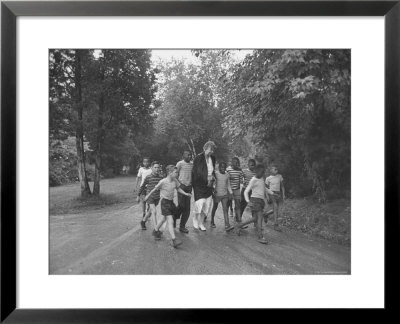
[279,198,351,246]
[50,193,124,216]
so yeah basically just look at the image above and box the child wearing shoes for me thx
[210,162,235,232]
[266,165,285,232]
[146,165,192,248]
[236,164,274,244]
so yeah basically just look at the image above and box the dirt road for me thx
[50,188,350,275]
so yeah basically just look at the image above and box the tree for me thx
[50,49,156,196]
[83,50,156,195]
[49,49,92,196]
[153,59,230,163]
[223,49,351,200]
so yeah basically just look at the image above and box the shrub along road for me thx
[49,177,350,275]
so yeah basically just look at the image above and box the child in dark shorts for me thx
[236,164,274,244]
[146,165,192,248]
[265,166,285,231]
[226,157,244,223]
[210,162,234,232]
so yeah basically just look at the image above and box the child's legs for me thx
[143,203,151,221]
[256,210,264,237]
[155,215,166,231]
[240,188,247,217]
[234,198,241,222]
[149,204,158,228]
[166,215,176,239]
[141,198,147,215]
[176,192,185,220]
[273,200,279,223]
[179,194,191,228]
[211,200,219,222]
[240,210,257,227]
[221,198,230,226]
[227,198,233,213]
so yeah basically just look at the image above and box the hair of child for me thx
[218,161,227,168]
[255,164,265,172]
[166,165,177,174]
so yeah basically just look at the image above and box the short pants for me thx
[194,196,213,215]
[214,195,228,204]
[179,183,192,193]
[271,191,282,204]
[250,197,265,212]
[161,199,178,217]
[231,188,241,200]
[147,195,160,206]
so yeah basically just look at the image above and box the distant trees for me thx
[50,49,351,202]
[223,49,351,200]
[150,58,230,163]
[49,49,92,196]
[49,49,156,196]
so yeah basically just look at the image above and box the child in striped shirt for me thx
[137,161,162,230]
[237,164,274,244]
[227,157,244,223]
[210,162,235,232]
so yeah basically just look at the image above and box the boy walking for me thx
[135,157,152,219]
[147,165,192,248]
[237,164,274,244]
[210,162,235,232]
[226,157,244,223]
[240,159,256,217]
[137,161,162,230]
[175,150,193,233]
[265,165,285,231]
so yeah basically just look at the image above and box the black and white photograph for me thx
[49,49,351,275]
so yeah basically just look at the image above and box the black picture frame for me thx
[1,0,399,322]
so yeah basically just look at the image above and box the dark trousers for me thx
[176,192,191,228]
[240,187,252,217]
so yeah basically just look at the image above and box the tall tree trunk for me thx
[93,94,104,196]
[189,137,197,157]
[75,49,91,197]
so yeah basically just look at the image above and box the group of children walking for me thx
[135,151,285,248]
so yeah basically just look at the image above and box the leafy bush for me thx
[223,49,351,201]
[279,198,351,246]
[49,137,95,186]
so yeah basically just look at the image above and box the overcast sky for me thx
[151,49,252,64]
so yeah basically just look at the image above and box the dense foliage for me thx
[50,49,350,201]
[49,49,156,194]
[146,59,230,164]
[222,50,351,200]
